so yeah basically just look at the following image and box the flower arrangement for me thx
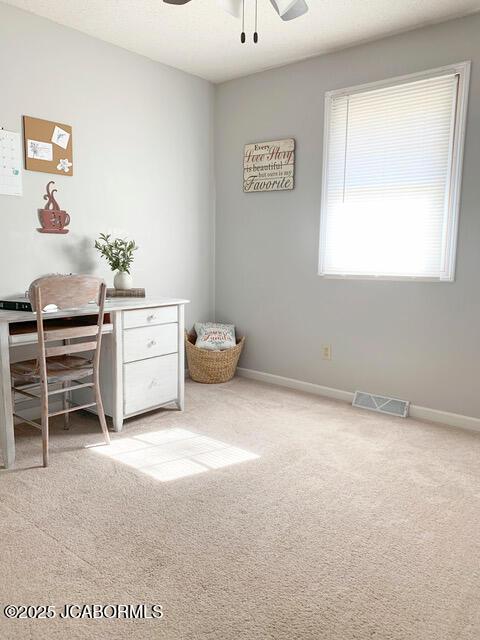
[94,233,138,274]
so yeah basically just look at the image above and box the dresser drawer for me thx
[123,306,178,329]
[124,353,178,415]
[123,323,178,363]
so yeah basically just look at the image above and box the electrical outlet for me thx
[322,344,332,360]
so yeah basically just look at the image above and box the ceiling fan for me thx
[163,0,309,43]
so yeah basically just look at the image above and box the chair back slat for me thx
[45,341,98,358]
[29,275,103,311]
[43,325,100,342]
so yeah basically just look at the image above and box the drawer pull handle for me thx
[147,340,156,348]
[149,378,158,389]
[146,314,155,322]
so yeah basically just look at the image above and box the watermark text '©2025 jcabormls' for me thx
[3,604,164,620]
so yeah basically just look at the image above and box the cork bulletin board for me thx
[23,115,73,176]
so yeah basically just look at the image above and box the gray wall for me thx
[0,2,215,327]
[215,14,480,418]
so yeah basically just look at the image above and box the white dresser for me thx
[110,300,187,430]
[93,298,188,431]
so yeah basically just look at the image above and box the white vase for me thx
[114,271,132,290]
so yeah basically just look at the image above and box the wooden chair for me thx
[11,275,110,467]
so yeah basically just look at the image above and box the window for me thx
[319,63,470,281]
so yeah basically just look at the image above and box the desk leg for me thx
[177,304,185,411]
[0,324,15,468]
[112,311,124,432]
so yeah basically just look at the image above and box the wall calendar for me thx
[0,129,22,196]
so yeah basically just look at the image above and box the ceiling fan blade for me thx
[280,0,308,20]
[269,0,297,15]
[270,0,308,20]
[216,0,242,19]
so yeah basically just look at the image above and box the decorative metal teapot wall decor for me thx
[37,181,70,234]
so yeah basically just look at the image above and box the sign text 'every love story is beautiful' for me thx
[243,139,295,193]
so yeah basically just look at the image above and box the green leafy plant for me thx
[94,233,138,274]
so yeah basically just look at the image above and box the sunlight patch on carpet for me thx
[88,428,259,481]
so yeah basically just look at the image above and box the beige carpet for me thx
[1,377,480,639]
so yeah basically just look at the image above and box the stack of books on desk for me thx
[0,297,32,312]
[106,288,146,298]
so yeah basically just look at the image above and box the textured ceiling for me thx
[4,0,480,82]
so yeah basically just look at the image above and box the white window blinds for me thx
[319,65,469,280]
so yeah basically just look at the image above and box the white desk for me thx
[0,297,189,469]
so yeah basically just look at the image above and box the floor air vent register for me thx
[353,391,410,418]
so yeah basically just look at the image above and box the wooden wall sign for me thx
[243,138,295,193]
[37,181,70,234]
[23,116,73,176]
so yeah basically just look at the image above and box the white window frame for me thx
[318,62,471,282]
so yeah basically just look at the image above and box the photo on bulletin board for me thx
[23,115,73,176]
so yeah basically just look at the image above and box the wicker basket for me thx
[185,330,245,384]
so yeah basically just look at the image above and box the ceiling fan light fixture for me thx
[163,0,308,44]
[217,0,242,19]
[270,0,308,20]
[280,0,308,21]
[269,0,297,15]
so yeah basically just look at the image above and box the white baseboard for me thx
[407,405,480,432]
[237,367,480,433]
[237,367,354,403]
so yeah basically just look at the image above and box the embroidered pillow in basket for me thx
[194,322,236,351]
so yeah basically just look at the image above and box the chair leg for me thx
[94,378,110,445]
[41,394,49,467]
[63,382,70,430]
